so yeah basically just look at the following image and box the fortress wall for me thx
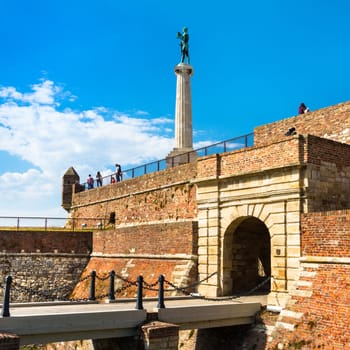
[92,222,197,256]
[0,230,92,254]
[71,221,198,299]
[301,210,350,257]
[0,231,92,302]
[267,210,350,349]
[304,135,350,212]
[254,101,350,147]
[197,137,302,179]
[71,162,197,226]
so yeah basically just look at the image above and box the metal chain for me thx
[163,271,218,292]
[200,276,271,302]
[3,272,271,303]
[95,273,110,281]
[11,282,70,301]
[142,279,159,288]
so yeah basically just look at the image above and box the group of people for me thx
[86,164,123,190]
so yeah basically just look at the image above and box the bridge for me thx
[0,270,266,346]
[0,297,263,346]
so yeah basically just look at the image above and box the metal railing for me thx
[0,216,106,231]
[81,133,254,189]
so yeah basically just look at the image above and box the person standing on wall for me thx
[298,102,310,114]
[96,171,103,187]
[87,174,94,189]
[115,164,123,182]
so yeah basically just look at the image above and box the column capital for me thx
[174,63,194,76]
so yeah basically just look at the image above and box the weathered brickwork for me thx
[301,211,350,256]
[71,166,197,227]
[267,210,350,349]
[255,100,350,147]
[71,256,197,298]
[93,222,197,255]
[71,222,198,299]
[304,135,350,211]
[0,230,92,254]
[197,137,302,179]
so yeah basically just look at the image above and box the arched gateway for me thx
[195,153,303,307]
[222,216,271,296]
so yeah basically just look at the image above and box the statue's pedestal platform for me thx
[166,148,197,168]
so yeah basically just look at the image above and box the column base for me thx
[166,148,197,168]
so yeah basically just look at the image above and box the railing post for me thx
[136,275,144,310]
[16,217,19,231]
[108,270,115,301]
[89,271,96,301]
[2,275,12,317]
[45,217,48,231]
[245,134,248,147]
[157,274,165,309]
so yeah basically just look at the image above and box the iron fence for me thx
[81,133,254,189]
[0,216,106,231]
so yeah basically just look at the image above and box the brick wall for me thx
[71,162,197,226]
[93,222,197,255]
[267,210,350,349]
[71,221,198,299]
[0,230,92,253]
[304,136,350,212]
[255,100,350,147]
[197,137,302,179]
[301,210,350,256]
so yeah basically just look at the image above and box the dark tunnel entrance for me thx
[223,216,271,296]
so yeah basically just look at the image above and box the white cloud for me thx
[0,80,175,218]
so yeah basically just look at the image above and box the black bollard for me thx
[157,274,165,309]
[2,275,12,317]
[108,270,115,301]
[135,275,143,310]
[89,271,96,301]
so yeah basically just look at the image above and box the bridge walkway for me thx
[0,295,266,346]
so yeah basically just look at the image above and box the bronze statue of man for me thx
[177,27,190,64]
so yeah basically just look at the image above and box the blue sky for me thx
[0,0,349,218]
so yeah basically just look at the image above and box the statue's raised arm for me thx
[177,27,190,64]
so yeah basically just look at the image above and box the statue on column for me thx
[177,27,190,64]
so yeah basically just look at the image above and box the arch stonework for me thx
[195,157,303,307]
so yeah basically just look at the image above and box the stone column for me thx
[167,63,196,167]
[141,321,179,350]
[0,333,20,350]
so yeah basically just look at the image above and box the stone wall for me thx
[267,210,350,349]
[0,231,92,302]
[254,100,350,147]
